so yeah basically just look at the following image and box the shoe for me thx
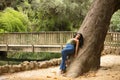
[65,60,71,67]
[60,69,66,74]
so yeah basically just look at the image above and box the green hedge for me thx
[0,52,61,66]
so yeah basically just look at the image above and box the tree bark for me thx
[66,0,119,78]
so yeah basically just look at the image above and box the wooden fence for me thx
[104,32,120,48]
[0,31,119,52]
[0,31,75,45]
[0,31,75,52]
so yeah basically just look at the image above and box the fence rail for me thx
[104,32,120,48]
[0,31,119,52]
[0,31,75,45]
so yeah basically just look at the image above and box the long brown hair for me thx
[73,33,84,48]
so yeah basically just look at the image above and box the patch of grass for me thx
[0,52,61,66]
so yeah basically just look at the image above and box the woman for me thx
[60,33,83,74]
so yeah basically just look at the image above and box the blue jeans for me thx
[60,44,75,70]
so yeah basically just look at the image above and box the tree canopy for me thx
[0,0,91,32]
[110,10,120,32]
[0,0,119,32]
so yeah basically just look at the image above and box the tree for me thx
[66,0,120,78]
[37,0,71,31]
[63,0,91,29]
[36,0,91,31]
[110,10,120,32]
[0,0,17,10]
[25,0,91,31]
[0,0,91,31]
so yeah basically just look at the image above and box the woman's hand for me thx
[74,53,78,57]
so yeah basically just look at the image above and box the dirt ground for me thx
[0,54,120,80]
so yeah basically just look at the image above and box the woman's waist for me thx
[66,43,75,47]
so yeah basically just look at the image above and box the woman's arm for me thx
[74,39,79,57]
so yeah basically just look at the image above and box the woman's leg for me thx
[60,44,74,71]
[60,48,68,70]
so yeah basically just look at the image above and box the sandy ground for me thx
[0,54,120,80]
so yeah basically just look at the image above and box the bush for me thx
[0,52,61,66]
[0,7,29,32]
[7,52,61,61]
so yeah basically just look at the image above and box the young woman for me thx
[60,33,83,73]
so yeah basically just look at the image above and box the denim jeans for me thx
[60,43,75,70]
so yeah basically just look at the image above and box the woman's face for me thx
[75,34,81,39]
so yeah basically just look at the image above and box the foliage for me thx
[0,7,29,32]
[110,10,120,32]
[0,52,61,66]
[24,0,91,31]
[63,0,91,29]
[37,18,72,31]
[31,0,72,31]
[0,0,92,32]
[7,52,61,60]
[18,0,90,32]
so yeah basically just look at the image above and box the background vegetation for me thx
[0,0,92,32]
[110,10,120,32]
[0,0,119,32]
[0,52,61,66]
[0,8,29,32]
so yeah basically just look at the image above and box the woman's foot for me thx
[60,69,66,74]
[65,60,71,67]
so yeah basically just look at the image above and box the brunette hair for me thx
[73,33,84,48]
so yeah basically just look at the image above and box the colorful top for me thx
[66,39,76,45]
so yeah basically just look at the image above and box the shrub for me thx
[0,7,29,32]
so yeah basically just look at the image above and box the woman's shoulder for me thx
[70,38,77,41]
[67,38,78,42]
[73,38,79,42]
[67,38,74,43]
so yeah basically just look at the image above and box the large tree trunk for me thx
[66,0,120,78]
